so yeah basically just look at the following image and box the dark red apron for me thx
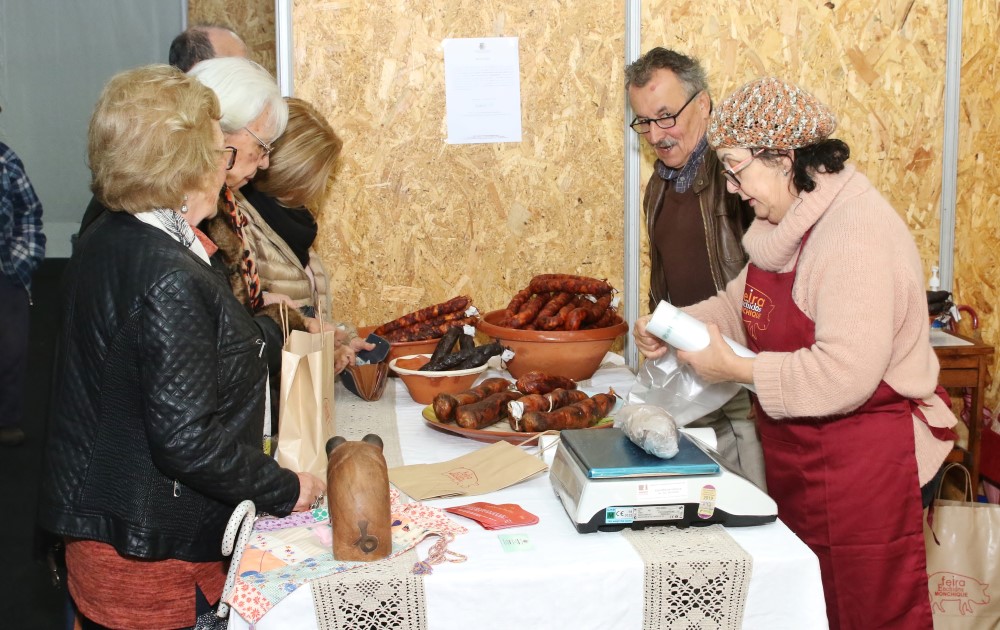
[742,232,932,630]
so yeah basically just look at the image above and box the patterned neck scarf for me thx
[219,186,264,311]
[654,136,709,194]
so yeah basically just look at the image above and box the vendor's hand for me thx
[334,345,355,374]
[676,324,754,385]
[633,315,669,360]
[293,472,327,513]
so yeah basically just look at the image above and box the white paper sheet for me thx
[443,37,522,144]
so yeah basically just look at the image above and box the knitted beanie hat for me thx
[707,76,837,150]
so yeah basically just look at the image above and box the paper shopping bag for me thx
[275,328,338,478]
[924,463,1000,628]
[388,441,547,500]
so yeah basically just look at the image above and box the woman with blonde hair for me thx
[38,64,325,630]
[239,97,373,368]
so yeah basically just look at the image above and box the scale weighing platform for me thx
[550,427,777,533]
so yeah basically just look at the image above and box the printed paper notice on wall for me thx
[443,37,522,144]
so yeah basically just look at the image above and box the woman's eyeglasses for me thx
[221,146,238,170]
[243,126,274,157]
[722,148,766,188]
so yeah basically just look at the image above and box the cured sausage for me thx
[385,316,477,343]
[527,275,613,297]
[508,293,547,329]
[432,377,511,423]
[515,371,577,395]
[455,390,522,430]
[374,296,472,336]
[504,288,533,318]
[507,388,590,430]
[458,333,475,353]
[518,391,617,432]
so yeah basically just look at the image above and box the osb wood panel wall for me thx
[187,0,276,74]
[291,0,625,328]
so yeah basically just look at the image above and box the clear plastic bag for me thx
[614,404,680,459]
[625,347,741,427]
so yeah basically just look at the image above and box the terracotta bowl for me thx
[477,309,628,381]
[357,325,441,365]
[389,354,488,405]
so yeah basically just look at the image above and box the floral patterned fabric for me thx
[224,488,466,624]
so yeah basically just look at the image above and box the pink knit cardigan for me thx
[685,165,956,484]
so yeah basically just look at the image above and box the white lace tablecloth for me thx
[229,356,828,630]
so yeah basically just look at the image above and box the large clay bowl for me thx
[476,309,628,381]
[389,354,488,405]
[358,325,441,364]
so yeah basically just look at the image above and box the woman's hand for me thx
[633,315,669,360]
[262,291,297,307]
[334,346,355,374]
[292,472,327,512]
[349,336,376,353]
[676,324,755,385]
[304,317,333,334]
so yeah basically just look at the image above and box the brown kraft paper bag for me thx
[275,326,337,478]
[924,463,1000,629]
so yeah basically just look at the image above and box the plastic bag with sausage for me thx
[625,346,741,427]
[614,404,680,459]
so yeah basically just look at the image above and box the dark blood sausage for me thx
[385,316,476,343]
[455,391,522,430]
[458,333,475,353]
[518,392,617,432]
[374,296,471,336]
[515,371,577,395]
[527,275,613,297]
[504,288,533,318]
[508,293,548,329]
[425,325,464,365]
[507,388,590,430]
[432,377,511,423]
[424,341,503,372]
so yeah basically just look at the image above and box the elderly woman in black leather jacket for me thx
[37,65,325,630]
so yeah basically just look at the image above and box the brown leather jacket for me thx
[643,150,754,311]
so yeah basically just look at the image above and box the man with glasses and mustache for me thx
[625,48,764,489]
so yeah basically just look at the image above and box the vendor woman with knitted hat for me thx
[633,76,957,630]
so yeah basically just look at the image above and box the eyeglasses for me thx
[722,148,766,188]
[243,126,274,157]
[630,90,702,134]
[221,146,237,170]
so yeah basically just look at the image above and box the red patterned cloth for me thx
[219,187,264,312]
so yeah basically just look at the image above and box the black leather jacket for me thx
[644,150,754,311]
[38,211,299,562]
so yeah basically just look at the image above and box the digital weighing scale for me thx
[550,427,777,533]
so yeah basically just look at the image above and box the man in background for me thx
[168,23,248,72]
[625,48,765,488]
[0,114,46,447]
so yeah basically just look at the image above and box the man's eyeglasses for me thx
[244,126,274,157]
[722,148,766,188]
[630,90,702,134]
[221,146,238,170]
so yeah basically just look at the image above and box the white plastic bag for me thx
[625,346,741,427]
[614,404,680,459]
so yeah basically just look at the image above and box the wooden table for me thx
[933,331,995,490]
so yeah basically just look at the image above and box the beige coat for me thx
[234,190,332,317]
